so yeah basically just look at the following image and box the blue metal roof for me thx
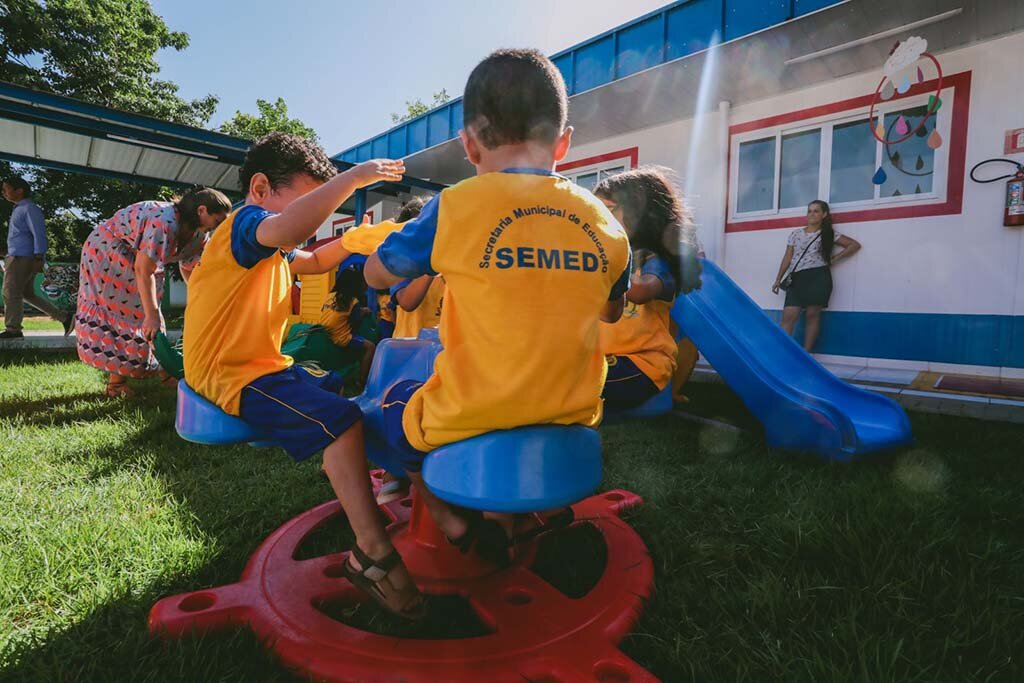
[335,0,845,163]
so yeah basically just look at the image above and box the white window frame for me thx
[563,159,631,188]
[729,87,954,222]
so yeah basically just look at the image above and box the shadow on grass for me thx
[4,378,1024,682]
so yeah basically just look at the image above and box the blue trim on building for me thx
[765,310,1024,369]
[334,0,847,162]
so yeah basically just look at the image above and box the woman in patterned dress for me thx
[76,188,231,397]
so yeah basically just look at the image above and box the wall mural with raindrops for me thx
[869,36,945,197]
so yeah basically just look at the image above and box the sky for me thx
[150,0,667,154]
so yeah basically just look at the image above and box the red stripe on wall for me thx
[725,71,972,233]
[557,147,639,173]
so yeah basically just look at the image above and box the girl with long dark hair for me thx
[772,199,861,351]
[593,166,702,413]
[320,266,375,386]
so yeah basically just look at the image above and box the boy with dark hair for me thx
[364,48,632,552]
[184,132,425,618]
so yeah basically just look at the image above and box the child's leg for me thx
[323,422,423,616]
[238,366,423,617]
[359,339,375,385]
[406,471,467,539]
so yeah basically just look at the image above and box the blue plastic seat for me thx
[355,331,604,511]
[176,382,264,445]
[353,329,442,476]
[421,425,603,513]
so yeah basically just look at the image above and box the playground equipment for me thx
[151,329,658,682]
[672,259,913,460]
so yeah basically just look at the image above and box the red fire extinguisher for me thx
[971,159,1024,227]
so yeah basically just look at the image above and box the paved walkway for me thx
[690,360,1024,424]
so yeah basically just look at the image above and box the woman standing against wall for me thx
[772,200,860,351]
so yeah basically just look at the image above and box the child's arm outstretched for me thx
[393,275,434,311]
[364,194,441,289]
[255,159,404,250]
[290,237,353,275]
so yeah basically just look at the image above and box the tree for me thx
[219,97,319,142]
[391,89,451,124]
[0,0,220,262]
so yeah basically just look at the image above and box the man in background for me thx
[1,175,73,339]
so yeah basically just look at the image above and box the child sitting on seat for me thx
[364,48,632,561]
[375,289,395,340]
[388,197,445,341]
[183,132,426,619]
[320,266,375,386]
[592,166,702,413]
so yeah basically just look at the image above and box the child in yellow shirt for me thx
[593,166,702,413]
[183,132,425,619]
[319,266,375,386]
[364,49,632,560]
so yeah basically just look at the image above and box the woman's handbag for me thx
[779,232,821,291]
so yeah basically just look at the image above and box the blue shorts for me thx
[239,365,362,462]
[382,379,430,473]
[603,355,660,413]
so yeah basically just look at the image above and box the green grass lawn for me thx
[1,351,1022,682]
[8,316,64,332]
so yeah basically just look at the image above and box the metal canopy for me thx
[0,80,449,206]
[0,81,250,192]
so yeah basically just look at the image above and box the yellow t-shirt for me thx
[599,253,678,390]
[319,297,357,346]
[376,170,632,452]
[377,292,395,323]
[183,206,294,415]
[392,277,445,338]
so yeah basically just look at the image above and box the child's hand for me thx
[347,159,405,188]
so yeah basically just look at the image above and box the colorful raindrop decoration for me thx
[872,166,888,185]
[917,66,925,83]
[891,150,902,168]
[915,155,925,170]
[897,74,912,94]
[927,128,943,149]
[881,80,895,100]
[928,94,942,112]
[895,115,910,135]
[875,119,885,140]
[916,125,929,138]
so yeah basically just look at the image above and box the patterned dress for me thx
[76,201,206,378]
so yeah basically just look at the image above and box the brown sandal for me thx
[105,379,135,398]
[342,545,426,620]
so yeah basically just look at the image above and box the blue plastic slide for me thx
[672,259,913,461]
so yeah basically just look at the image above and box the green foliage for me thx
[0,0,218,262]
[219,97,319,142]
[391,88,451,124]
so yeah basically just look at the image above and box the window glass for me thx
[830,119,876,204]
[737,137,775,213]
[779,129,821,209]
[576,172,599,191]
[880,105,934,198]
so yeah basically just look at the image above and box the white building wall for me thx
[561,31,1024,375]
